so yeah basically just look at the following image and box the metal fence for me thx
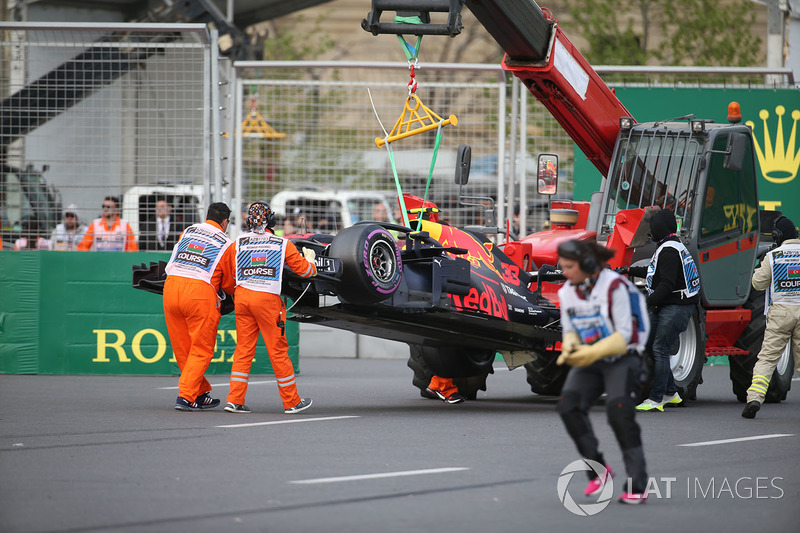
[0,22,219,250]
[2,22,794,250]
[231,61,577,236]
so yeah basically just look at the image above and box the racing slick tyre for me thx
[524,351,569,396]
[731,290,794,403]
[328,224,402,305]
[408,345,493,400]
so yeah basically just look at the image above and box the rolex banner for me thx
[0,251,299,375]
[573,87,800,224]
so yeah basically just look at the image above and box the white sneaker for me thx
[635,398,664,412]
[662,392,683,406]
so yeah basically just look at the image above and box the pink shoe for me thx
[618,491,648,504]
[584,465,614,496]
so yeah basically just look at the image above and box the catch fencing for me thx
[0,22,222,249]
[231,61,575,236]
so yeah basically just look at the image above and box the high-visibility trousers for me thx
[228,287,301,410]
[163,276,221,403]
[747,303,800,403]
[428,375,459,398]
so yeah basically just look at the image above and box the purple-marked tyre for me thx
[328,224,402,305]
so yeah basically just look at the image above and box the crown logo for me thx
[746,105,800,184]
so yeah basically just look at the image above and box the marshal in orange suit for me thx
[163,202,236,411]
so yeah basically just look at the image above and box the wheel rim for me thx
[777,343,791,375]
[368,240,396,284]
[670,317,697,382]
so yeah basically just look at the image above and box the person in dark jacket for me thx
[628,209,700,411]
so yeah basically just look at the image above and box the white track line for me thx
[216,415,359,428]
[678,433,794,447]
[158,380,276,390]
[290,467,470,485]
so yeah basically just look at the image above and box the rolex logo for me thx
[746,105,800,184]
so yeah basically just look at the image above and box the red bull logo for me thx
[450,281,508,320]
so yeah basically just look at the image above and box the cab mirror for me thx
[455,144,471,185]
[537,153,558,195]
[724,133,747,172]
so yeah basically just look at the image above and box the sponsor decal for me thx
[450,281,508,320]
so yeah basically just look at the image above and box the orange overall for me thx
[163,220,235,403]
[428,376,459,398]
[227,233,316,409]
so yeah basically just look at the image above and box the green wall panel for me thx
[0,251,298,375]
[572,87,800,223]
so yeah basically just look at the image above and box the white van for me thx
[121,184,204,238]
[268,189,395,234]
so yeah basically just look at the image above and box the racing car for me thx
[133,149,653,400]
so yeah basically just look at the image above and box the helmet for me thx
[247,201,276,233]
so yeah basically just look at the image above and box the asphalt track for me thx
[1,359,798,533]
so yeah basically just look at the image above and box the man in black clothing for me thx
[628,209,701,411]
[142,198,180,251]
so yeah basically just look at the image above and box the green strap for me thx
[385,141,411,228]
[417,120,444,231]
[394,15,423,62]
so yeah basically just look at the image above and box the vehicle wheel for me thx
[524,351,569,396]
[671,308,706,401]
[453,375,489,401]
[635,307,706,402]
[408,344,434,392]
[730,289,794,403]
[407,345,490,400]
[328,224,402,305]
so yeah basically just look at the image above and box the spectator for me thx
[163,202,236,411]
[14,218,51,250]
[372,202,390,222]
[279,216,296,237]
[295,212,312,233]
[50,204,87,251]
[742,215,800,418]
[78,196,138,251]
[141,198,180,251]
[223,201,317,414]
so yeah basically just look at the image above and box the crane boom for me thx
[465,0,633,176]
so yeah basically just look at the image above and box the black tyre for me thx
[731,289,794,402]
[328,224,402,305]
[524,351,569,396]
[408,345,434,391]
[407,344,493,400]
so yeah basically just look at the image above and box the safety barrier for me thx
[0,251,296,375]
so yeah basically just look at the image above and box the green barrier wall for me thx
[0,251,298,375]
[573,87,800,224]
